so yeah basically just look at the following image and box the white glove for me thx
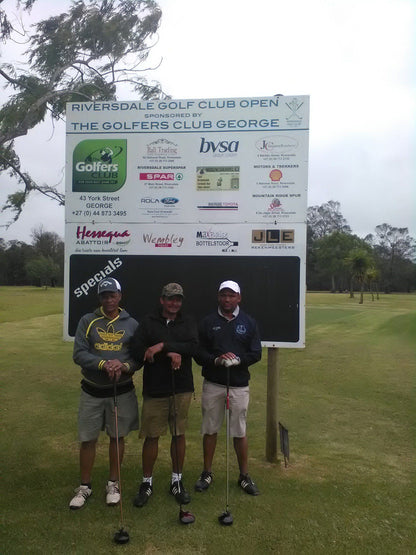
[223,357,240,367]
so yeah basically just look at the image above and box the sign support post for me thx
[266,347,279,462]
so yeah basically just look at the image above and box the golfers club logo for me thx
[73,139,127,192]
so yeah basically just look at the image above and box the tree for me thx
[0,238,7,283]
[31,225,64,285]
[306,201,352,290]
[345,248,374,304]
[366,267,379,301]
[365,224,416,292]
[307,200,352,242]
[26,255,60,288]
[1,0,167,224]
[311,231,368,292]
[2,240,34,285]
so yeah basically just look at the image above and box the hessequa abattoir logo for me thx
[72,140,127,192]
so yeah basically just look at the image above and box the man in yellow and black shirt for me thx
[69,277,139,510]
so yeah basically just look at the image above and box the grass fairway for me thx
[1,288,415,554]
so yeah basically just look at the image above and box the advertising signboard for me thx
[64,95,309,346]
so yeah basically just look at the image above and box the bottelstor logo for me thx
[72,139,127,192]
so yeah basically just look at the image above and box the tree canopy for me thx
[306,202,415,295]
[1,0,167,224]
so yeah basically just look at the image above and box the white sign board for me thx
[64,96,309,346]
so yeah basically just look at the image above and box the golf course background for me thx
[1,288,415,554]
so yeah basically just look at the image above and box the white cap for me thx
[218,280,240,294]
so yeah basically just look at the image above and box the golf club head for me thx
[179,509,196,525]
[114,528,130,544]
[218,510,233,526]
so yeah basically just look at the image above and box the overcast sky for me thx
[1,0,415,243]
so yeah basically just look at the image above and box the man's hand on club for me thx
[144,342,164,363]
[167,352,182,370]
[103,359,126,381]
[215,353,241,367]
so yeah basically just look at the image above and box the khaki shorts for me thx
[201,379,249,438]
[139,392,192,438]
[78,389,139,442]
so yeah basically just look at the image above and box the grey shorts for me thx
[78,389,139,442]
[201,379,249,438]
[139,393,192,438]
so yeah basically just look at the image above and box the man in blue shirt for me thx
[194,280,262,495]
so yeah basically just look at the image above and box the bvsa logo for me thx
[199,137,239,154]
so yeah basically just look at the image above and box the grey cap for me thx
[161,282,184,297]
[97,277,121,295]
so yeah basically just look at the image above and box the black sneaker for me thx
[238,474,260,496]
[170,480,191,505]
[194,471,213,492]
[133,482,153,507]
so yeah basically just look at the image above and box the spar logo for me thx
[139,172,183,181]
[72,139,127,192]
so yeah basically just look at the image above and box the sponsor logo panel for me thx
[139,197,180,219]
[142,232,184,248]
[285,98,304,128]
[251,229,296,251]
[255,135,300,163]
[196,166,240,191]
[142,138,181,161]
[195,229,239,253]
[199,137,239,156]
[71,225,131,254]
[197,202,238,211]
[72,139,127,192]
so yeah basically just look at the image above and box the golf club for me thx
[112,380,130,545]
[218,364,233,526]
[171,368,195,525]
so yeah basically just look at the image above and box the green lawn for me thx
[1,288,415,554]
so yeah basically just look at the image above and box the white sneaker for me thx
[69,485,92,510]
[106,480,120,505]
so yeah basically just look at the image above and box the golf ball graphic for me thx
[85,145,123,164]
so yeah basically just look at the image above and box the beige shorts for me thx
[201,379,249,438]
[139,392,192,438]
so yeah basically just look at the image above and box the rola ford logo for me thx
[161,197,179,205]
